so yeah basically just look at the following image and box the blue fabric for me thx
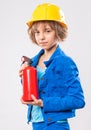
[31,106,44,122]
[32,120,70,130]
[27,45,85,124]
[37,66,46,79]
[30,66,45,122]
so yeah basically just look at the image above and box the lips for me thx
[40,42,47,44]
[39,42,47,45]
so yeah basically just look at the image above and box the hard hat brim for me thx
[26,20,68,29]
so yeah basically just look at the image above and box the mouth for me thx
[39,42,47,46]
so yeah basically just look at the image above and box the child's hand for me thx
[19,62,28,77]
[21,95,43,107]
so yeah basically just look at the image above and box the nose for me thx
[39,32,45,40]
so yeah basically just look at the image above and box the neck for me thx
[44,45,57,56]
[43,44,58,60]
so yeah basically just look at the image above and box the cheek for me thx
[34,35,38,41]
[49,33,56,40]
[49,36,57,43]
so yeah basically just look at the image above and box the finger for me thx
[31,95,38,103]
[22,62,28,69]
[19,63,28,77]
[21,98,34,105]
[19,70,23,77]
[20,98,26,104]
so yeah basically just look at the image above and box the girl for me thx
[19,3,85,130]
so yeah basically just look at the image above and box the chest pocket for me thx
[46,68,67,96]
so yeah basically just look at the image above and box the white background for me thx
[0,0,90,130]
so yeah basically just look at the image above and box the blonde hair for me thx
[27,20,68,44]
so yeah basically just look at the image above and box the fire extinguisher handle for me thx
[21,56,32,66]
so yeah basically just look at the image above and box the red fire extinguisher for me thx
[21,56,38,101]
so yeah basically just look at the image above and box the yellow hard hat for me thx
[26,3,68,28]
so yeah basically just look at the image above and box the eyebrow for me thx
[34,26,52,32]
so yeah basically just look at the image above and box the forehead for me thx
[32,21,52,30]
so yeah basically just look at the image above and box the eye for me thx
[45,29,51,33]
[34,30,39,33]
[46,30,51,32]
[34,30,40,34]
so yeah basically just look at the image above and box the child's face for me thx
[34,22,58,50]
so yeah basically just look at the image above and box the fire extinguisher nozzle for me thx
[21,56,32,66]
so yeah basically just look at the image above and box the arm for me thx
[43,58,85,112]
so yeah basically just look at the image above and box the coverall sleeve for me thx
[43,58,85,112]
